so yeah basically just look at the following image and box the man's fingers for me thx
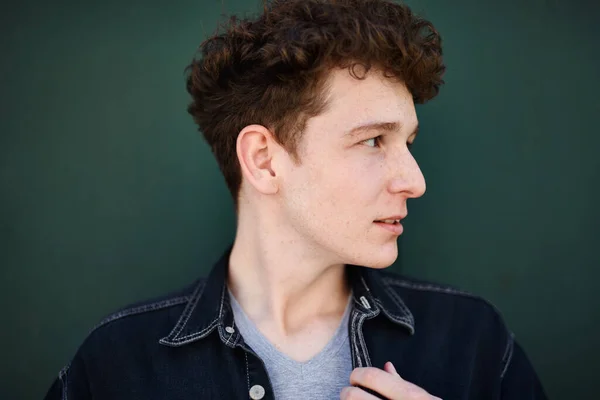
[384,361,399,376]
[350,366,438,399]
[350,367,404,398]
[340,386,381,400]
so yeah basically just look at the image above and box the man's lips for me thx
[373,216,405,235]
[374,216,405,224]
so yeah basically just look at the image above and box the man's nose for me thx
[387,152,426,199]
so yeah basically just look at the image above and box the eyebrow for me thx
[344,121,419,138]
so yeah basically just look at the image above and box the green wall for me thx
[1,0,598,398]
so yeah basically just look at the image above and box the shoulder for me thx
[377,270,515,376]
[83,278,204,347]
[378,269,503,319]
[378,270,513,344]
[50,279,208,395]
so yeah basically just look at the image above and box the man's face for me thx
[278,68,425,269]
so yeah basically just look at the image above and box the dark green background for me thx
[1,0,598,398]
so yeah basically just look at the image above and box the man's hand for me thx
[340,362,442,400]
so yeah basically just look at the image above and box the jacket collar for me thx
[159,247,414,347]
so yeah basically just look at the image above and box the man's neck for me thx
[227,210,351,340]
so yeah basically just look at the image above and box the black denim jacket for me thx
[44,249,547,399]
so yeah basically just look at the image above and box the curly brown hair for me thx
[186,0,445,204]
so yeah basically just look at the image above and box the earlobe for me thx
[236,125,279,195]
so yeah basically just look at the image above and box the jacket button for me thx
[249,384,265,399]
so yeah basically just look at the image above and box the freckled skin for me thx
[277,68,425,269]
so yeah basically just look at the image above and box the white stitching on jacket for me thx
[500,331,515,379]
[160,280,207,341]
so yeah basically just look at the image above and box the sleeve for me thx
[500,337,548,399]
[43,375,64,400]
[43,353,92,400]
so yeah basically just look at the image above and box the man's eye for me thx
[362,136,381,148]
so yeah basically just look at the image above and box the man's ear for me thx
[236,124,279,195]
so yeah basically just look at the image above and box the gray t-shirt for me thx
[229,291,353,400]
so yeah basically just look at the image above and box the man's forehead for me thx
[324,70,415,111]
[300,68,417,139]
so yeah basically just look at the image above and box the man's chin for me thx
[353,244,398,269]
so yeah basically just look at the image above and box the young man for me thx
[45,0,547,399]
